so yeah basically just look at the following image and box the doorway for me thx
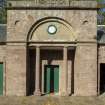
[44,65,59,94]
[100,63,105,94]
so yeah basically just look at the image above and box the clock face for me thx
[47,25,57,35]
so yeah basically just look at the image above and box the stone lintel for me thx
[7,0,97,9]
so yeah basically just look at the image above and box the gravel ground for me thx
[0,95,104,105]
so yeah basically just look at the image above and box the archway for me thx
[27,17,76,42]
[27,17,76,96]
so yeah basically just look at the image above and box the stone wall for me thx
[6,1,97,96]
[74,43,97,96]
[7,10,97,42]
[99,46,105,63]
[6,44,26,96]
[0,45,6,62]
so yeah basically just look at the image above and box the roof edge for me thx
[7,0,97,9]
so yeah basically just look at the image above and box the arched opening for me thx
[26,17,76,96]
[27,17,76,42]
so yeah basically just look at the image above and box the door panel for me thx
[50,68,54,93]
[54,67,59,93]
[0,63,3,95]
[44,65,59,94]
[45,67,50,94]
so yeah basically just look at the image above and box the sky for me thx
[98,0,105,12]
[100,8,105,12]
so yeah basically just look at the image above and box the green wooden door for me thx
[0,63,3,95]
[44,65,59,94]
[44,67,51,94]
[50,68,54,93]
[54,67,59,93]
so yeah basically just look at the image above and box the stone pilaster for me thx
[34,46,41,96]
[61,46,68,96]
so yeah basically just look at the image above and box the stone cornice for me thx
[7,0,97,9]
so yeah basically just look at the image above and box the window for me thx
[47,25,57,35]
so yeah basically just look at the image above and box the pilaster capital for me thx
[36,46,40,48]
[64,46,68,49]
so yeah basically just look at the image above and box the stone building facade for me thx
[0,0,103,96]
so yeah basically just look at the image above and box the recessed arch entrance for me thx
[27,17,76,96]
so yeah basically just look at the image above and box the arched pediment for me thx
[28,18,76,42]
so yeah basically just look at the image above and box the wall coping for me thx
[7,0,97,9]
